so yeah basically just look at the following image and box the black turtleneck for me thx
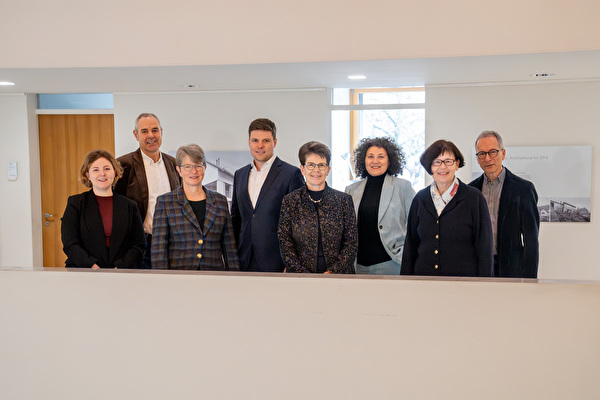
[357,173,391,266]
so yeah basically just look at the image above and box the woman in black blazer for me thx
[61,150,146,269]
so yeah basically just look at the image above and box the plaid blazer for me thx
[151,186,239,270]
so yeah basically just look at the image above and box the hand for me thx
[91,264,100,270]
[323,270,332,274]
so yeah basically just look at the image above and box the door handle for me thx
[44,213,53,219]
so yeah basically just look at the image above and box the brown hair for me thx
[298,141,331,165]
[248,118,276,139]
[80,149,123,188]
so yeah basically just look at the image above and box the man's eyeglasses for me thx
[180,164,205,172]
[475,149,502,160]
[304,162,329,171]
[431,159,456,167]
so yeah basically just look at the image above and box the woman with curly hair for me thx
[345,137,416,275]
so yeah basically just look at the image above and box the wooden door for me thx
[39,114,115,267]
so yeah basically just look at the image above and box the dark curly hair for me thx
[352,137,406,178]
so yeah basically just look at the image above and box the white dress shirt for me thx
[141,151,172,234]
[248,154,277,208]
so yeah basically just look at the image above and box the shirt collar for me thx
[140,149,163,165]
[485,167,506,184]
[251,154,276,172]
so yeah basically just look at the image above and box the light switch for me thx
[8,161,17,181]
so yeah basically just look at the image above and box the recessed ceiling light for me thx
[0,81,15,86]
[531,73,554,78]
[185,84,200,88]
[348,75,366,80]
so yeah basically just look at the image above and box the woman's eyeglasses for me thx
[304,162,328,171]
[431,159,456,167]
[180,164,205,172]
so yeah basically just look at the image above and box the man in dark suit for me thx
[114,113,181,268]
[231,118,304,272]
[469,130,540,278]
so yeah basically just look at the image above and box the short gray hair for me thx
[134,113,162,133]
[475,130,504,149]
[176,144,206,167]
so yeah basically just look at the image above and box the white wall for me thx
[0,94,40,267]
[1,270,599,400]
[426,81,600,280]
[3,1,600,68]
[113,89,330,167]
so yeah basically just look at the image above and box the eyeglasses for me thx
[431,159,456,167]
[304,162,329,171]
[180,164,205,172]
[475,149,502,160]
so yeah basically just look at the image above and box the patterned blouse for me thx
[278,184,358,273]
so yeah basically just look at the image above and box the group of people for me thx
[61,113,540,278]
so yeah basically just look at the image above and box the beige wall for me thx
[1,270,599,399]
[2,0,600,68]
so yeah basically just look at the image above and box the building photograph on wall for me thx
[472,145,592,223]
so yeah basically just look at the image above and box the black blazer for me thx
[61,190,146,268]
[469,168,540,278]
[114,148,181,222]
[230,156,304,272]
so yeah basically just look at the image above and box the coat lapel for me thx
[83,190,108,256]
[378,175,394,223]
[203,189,218,234]
[497,168,514,232]
[132,149,149,212]
[176,187,202,232]
[255,157,282,209]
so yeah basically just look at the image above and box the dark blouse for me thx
[307,188,327,273]
[357,174,391,266]
[188,199,207,231]
[96,195,113,247]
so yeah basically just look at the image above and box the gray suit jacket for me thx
[345,174,416,264]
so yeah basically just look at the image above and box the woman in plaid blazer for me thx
[151,144,239,270]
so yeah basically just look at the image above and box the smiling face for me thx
[365,146,390,177]
[476,136,505,181]
[87,157,115,194]
[249,129,277,169]
[177,155,205,188]
[431,151,459,191]
[301,153,330,191]
[134,116,163,160]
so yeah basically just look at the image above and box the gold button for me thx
[436,220,439,224]
[198,239,203,244]
[434,250,438,254]
[196,254,202,259]
[435,235,439,239]
[434,265,439,269]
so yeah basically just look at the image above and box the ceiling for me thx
[1,50,600,94]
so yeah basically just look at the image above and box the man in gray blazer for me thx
[230,118,304,272]
[469,130,540,278]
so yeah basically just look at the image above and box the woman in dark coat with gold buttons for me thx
[278,141,357,274]
[401,140,493,277]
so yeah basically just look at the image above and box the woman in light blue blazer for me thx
[345,137,416,275]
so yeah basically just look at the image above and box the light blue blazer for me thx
[345,174,416,265]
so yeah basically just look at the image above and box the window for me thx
[331,87,425,191]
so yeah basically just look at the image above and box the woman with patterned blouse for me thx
[278,141,357,274]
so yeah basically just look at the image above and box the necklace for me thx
[307,192,322,203]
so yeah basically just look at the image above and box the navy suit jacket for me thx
[469,167,540,278]
[61,190,146,268]
[231,156,304,272]
[151,186,239,270]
